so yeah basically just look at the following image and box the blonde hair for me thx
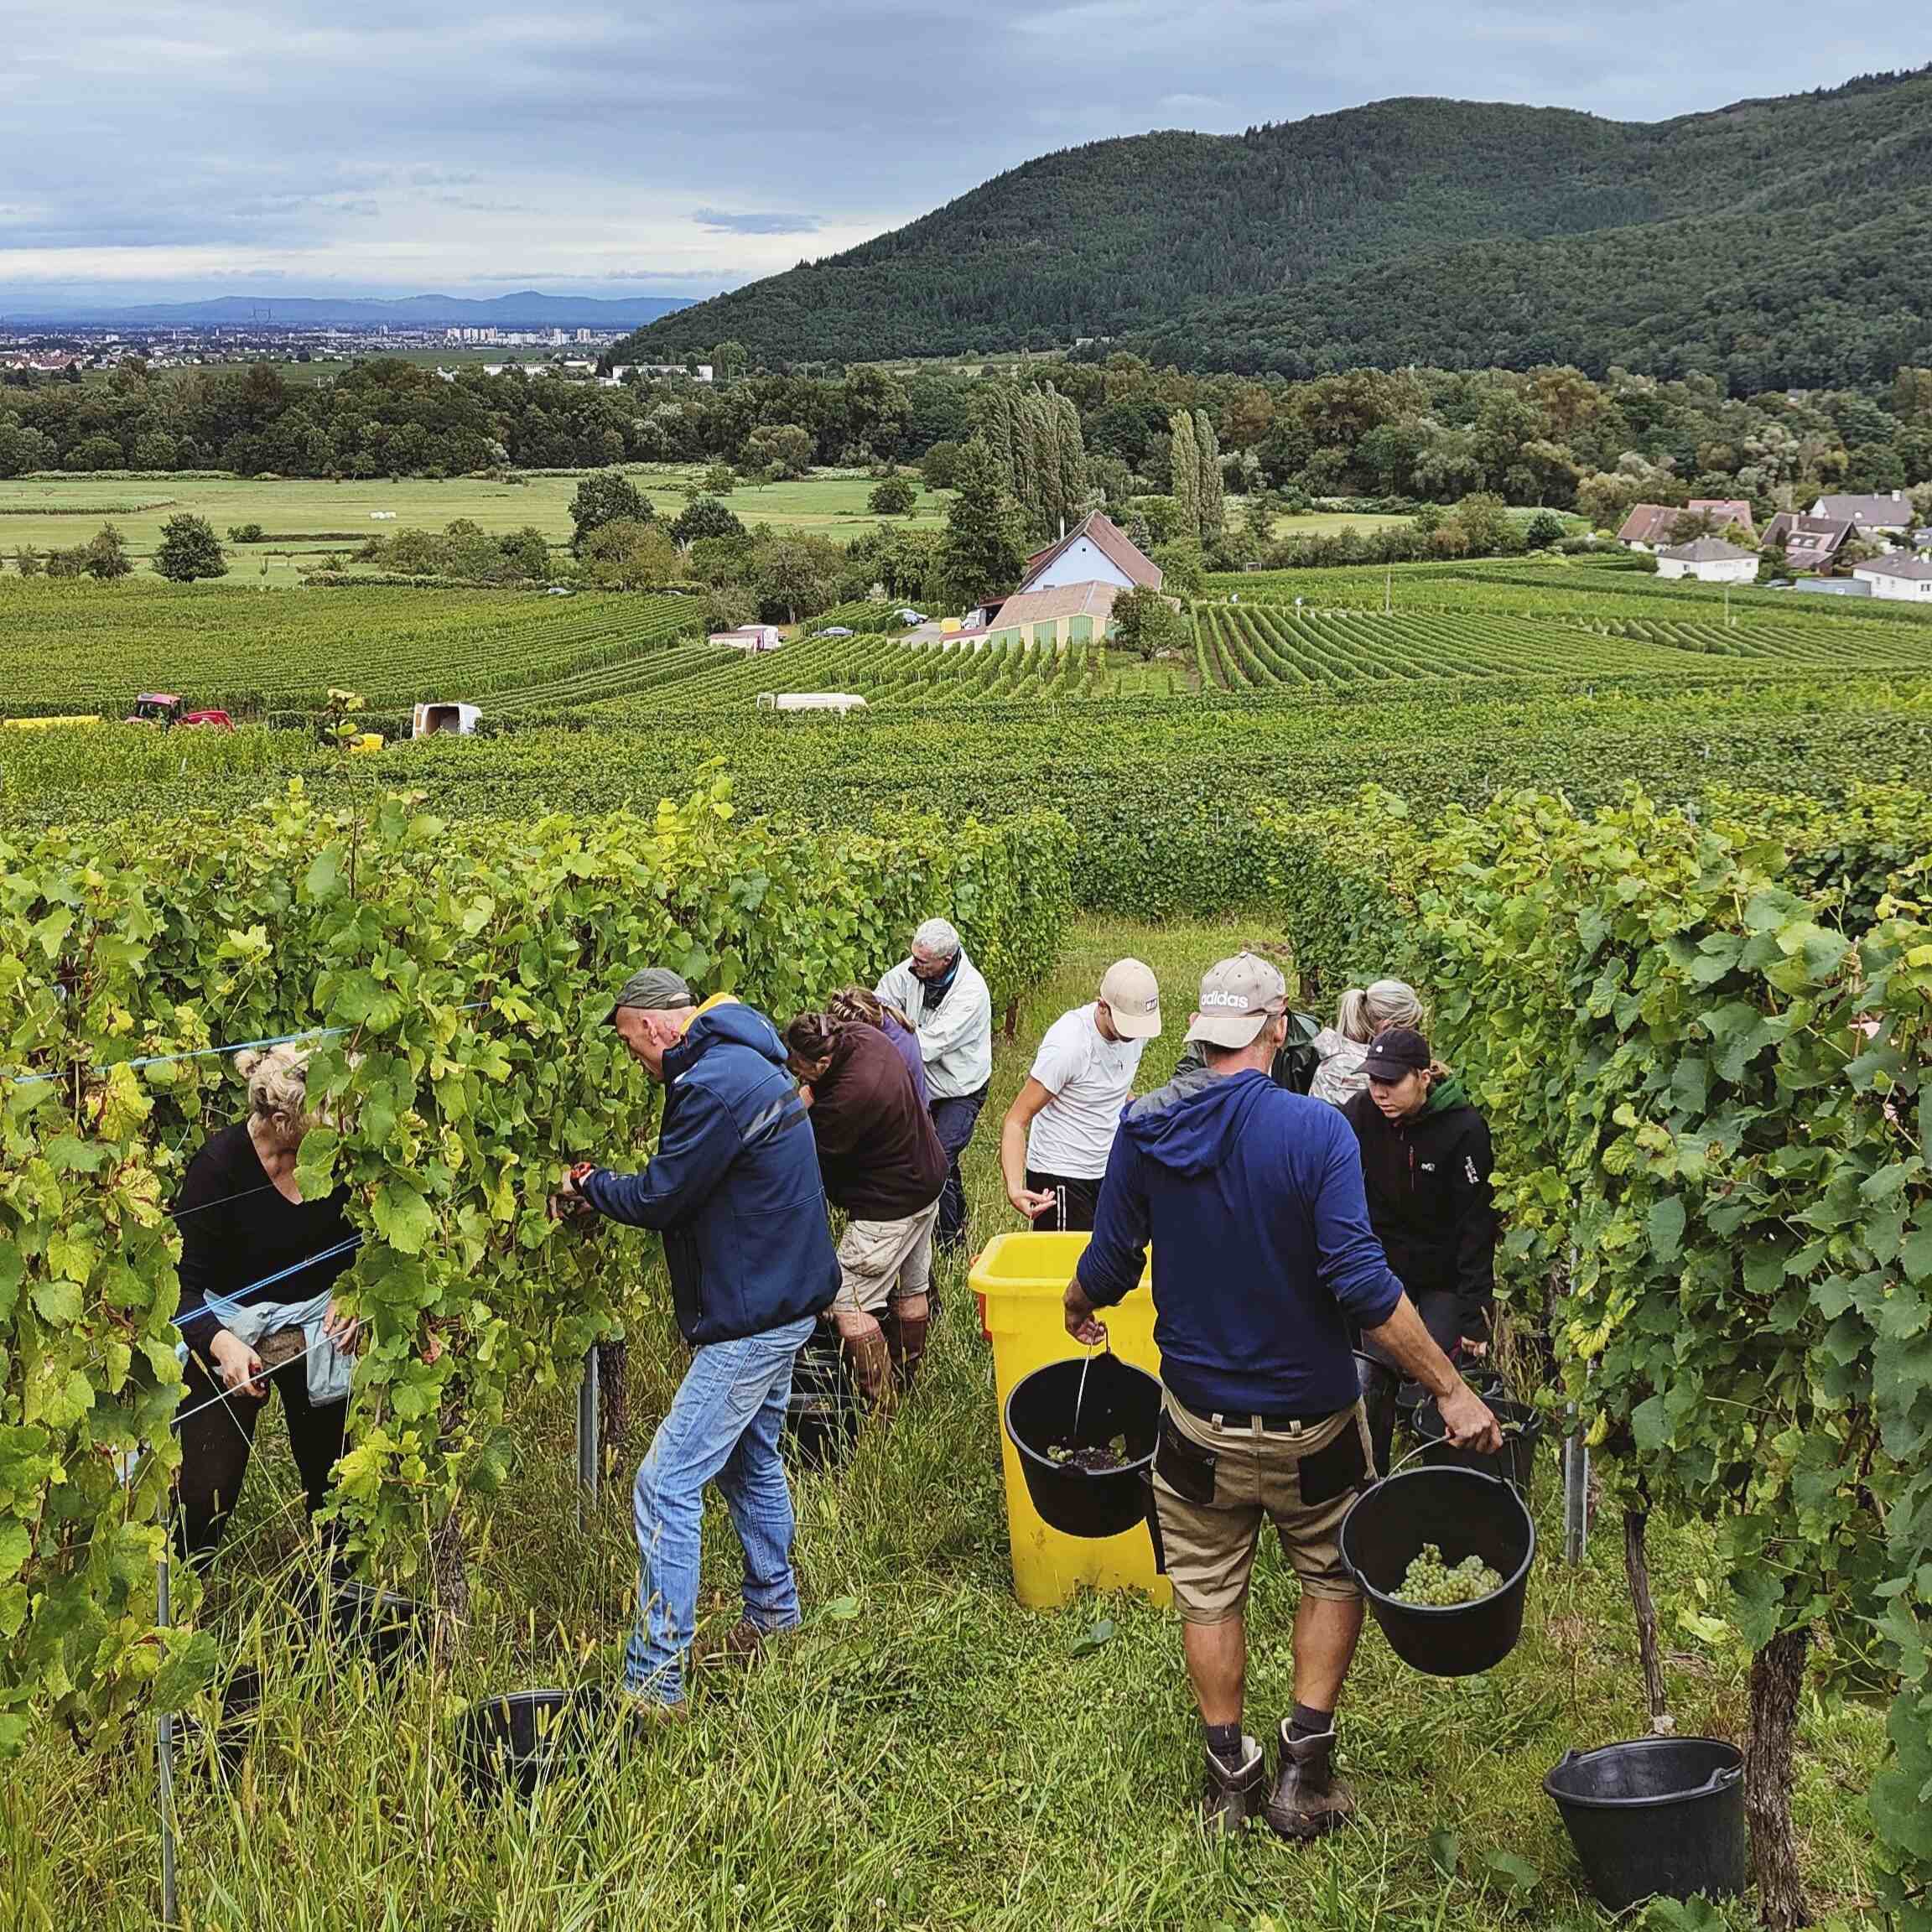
[236,1043,313,1127]
[827,986,913,1032]
[1336,978,1424,1044]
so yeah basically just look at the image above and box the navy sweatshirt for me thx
[1077,1066,1404,1418]
[580,1001,839,1344]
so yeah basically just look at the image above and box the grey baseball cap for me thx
[1183,953,1288,1049]
[605,966,695,1023]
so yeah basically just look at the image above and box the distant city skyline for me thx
[3,6,1922,309]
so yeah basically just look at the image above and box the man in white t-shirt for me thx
[1000,959,1161,1232]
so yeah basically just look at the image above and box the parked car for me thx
[813,626,854,637]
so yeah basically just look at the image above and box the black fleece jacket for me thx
[1342,1077,1496,1337]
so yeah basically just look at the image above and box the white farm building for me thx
[1852,555,1932,602]
[1655,537,1758,584]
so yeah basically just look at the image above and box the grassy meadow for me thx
[0,467,955,574]
[0,917,1885,1930]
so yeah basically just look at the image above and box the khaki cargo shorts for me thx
[1148,1391,1372,1624]
[834,1200,940,1315]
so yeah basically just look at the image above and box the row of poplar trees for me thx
[975,382,1088,544]
[970,383,1228,551]
[1169,408,1225,544]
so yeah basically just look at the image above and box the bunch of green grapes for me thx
[1393,1543,1504,1606]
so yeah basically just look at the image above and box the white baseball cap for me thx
[1098,958,1162,1039]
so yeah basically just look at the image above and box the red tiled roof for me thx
[1017,512,1161,593]
[1616,504,1680,546]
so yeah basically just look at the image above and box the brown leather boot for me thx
[1200,1735,1266,1834]
[882,1299,929,1394]
[1262,1722,1357,1841]
[689,1616,764,1671]
[839,1318,892,1408]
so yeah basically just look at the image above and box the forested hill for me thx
[619,67,1932,388]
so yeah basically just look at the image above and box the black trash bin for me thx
[783,1324,859,1472]
[1338,1465,1535,1676]
[457,1688,612,1803]
[1545,1737,1747,1911]
[1004,1353,1161,1540]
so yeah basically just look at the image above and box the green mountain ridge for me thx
[619,66,1932,387]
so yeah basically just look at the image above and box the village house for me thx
[1686,498,1758,542]
[1811,491,1914,538]
[1851,555,1932,602]
[1763,511,1855,574]
[1616,504,1684,551]
[1618,501,1758,551]
[1655,537,1758,584]
[1012,512,1161,597]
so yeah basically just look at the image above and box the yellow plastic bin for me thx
[970,1229,1169,1610]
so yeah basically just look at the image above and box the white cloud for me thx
[0,1,1904,304]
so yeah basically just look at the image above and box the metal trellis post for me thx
[575,1344,600,1531]
[156,1506,178,1930]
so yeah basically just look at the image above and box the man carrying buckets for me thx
[1063,953,1502,1838]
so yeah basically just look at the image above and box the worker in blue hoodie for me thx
[1065,953,1500,1841]
[552,967,839,1717]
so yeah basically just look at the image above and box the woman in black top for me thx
[1341,1026,1498,1472]
[172,1045,358,1564]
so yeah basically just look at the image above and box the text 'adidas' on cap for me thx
[1183,953,1287,1050]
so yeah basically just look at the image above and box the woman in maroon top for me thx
[785,1012,945,1404]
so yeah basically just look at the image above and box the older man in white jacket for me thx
[875,917,993,1253]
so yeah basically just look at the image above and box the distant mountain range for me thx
[3,291,693,328]
[619,66,1932,389]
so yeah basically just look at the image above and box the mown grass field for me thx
[0,917,1886,1930]
[0,466,953,570]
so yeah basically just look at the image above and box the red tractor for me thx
[126,693,235,731]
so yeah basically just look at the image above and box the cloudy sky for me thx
[1,3,1919,307]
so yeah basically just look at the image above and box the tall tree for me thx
[1194,408,1224,538]
[1169,411,1202,545]
[1055,389,1088,525]
[153,514,227,583]
[569,470,648,552]
[940,437,1026,609]
[82,524,132,581]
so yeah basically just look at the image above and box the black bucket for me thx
[326,1581,428,1668]
[1004,1353,1161,1540]
[1544,1737,1747,1911]
[1338,1466,1535,1676]
[783,1326,859,1473]
[175,1664,264,1780]
[1414,1398,1544,1495]
[456,1688,612,1803]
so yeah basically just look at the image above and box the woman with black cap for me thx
[1342,1026,1498,1471]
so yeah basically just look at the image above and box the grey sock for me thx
[1289,1702,1333,1740]
[1205,1720,1244,1766]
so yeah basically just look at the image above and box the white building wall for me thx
[1021,537,1134,593]
[1658,556,1756,583]
[1857,572,1932,602]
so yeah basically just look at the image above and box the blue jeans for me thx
[929,1084,989,1250]
[626,1314,815,1703]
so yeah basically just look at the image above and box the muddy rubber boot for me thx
[882,1301,929,1395]
[1200,1736,1266,1834]
[1262,1722,1357,1841]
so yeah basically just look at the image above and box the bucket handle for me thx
[1379,1422,1529,1486]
